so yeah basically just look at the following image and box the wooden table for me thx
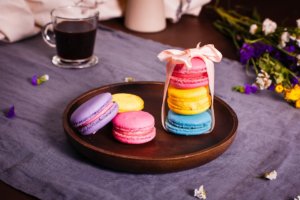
[1,0,298,198]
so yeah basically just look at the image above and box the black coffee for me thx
[54,21,96,60]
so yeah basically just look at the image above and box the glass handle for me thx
[42,22,56,48]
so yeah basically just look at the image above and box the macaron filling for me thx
[113,127,156,144]
[79,102,118,133]
[76,102,115,129]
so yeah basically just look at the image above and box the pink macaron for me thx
[112,111,156,144]
[170,57,208,89]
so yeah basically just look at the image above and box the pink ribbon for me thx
[158,43,222,132]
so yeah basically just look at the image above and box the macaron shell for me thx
[113,127,156,144]
[112,93,144,113]
[80,102,118,135]
[112,111,154,130]
[166,110,212,135]
[167,86,209,100]
[172,57,207,74]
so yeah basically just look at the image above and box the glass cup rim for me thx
[50,5,99,20]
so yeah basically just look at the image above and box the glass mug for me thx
[42,6,99,69]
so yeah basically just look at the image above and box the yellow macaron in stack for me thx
[167,85,211,115]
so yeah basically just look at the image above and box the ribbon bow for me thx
[158,43,222,132]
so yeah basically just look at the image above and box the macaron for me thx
[170,57,208,89]
[112,93,144,113]
[112,111,156,144]
[167,85,211,115]
[165,110,212,135]
[70,92,119,135]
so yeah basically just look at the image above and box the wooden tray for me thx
[63,81,238,173]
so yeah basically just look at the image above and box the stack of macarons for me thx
[112,93,156,144]
[70,92,156,144]
[166,57,213,135]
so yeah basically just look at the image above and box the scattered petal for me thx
[31,74,49,86]
[194,185,207,199]
[263,170,277,180]
[294,195,300,200]
[4,105,15,118]
[31,75,38,86]
[124,77,135,82]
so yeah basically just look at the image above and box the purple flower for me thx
[273,50,282,60]
[240,43,255,64]
[268,84,275,91]
[284,45,296,52]
[244,84,252,94]
[252,42,274,58]
[244,84,258,94]
[291,77,299,85]
[31,74,49,86]
[250,85,258,93]
[239,42,275,65]
[31,75,38,86]
[4,105,15,118]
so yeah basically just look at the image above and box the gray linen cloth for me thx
[0,26,299,200]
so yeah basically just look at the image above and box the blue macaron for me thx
[70,92,119,135]
[165,110,212,135]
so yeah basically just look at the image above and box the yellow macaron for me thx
[112,93,144,113]
[167,86,211,115]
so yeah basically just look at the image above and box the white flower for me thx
[255,70,272,90]
[280,32,290,48]
[297,54,300,66]
[294,195,300,200]
[249,24,258,35]
[194,185,207,199]
[262,18,277,35]
[290,34,300,47]
[297,19,300,28]
[264,170,277,180]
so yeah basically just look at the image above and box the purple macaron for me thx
[70,92,119,135]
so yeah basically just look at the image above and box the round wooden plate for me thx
[63,81,238,173]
